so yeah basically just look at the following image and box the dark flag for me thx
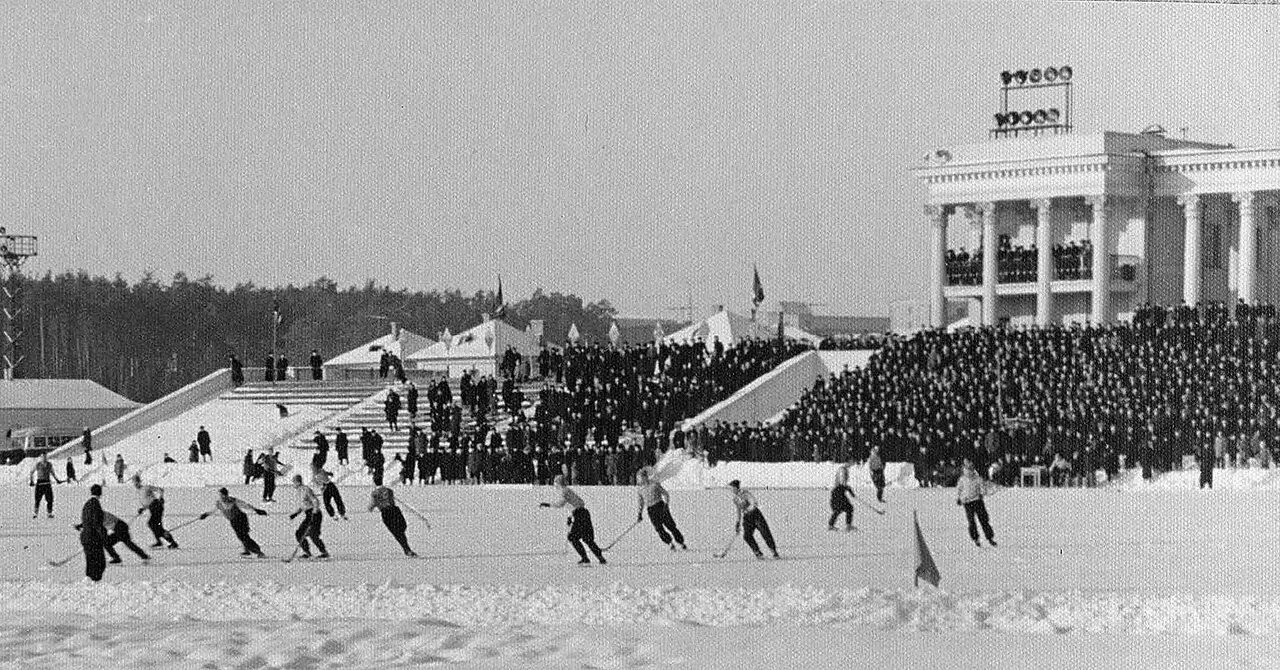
[776,310,786,343]
[752,265,765,307]
[913,510,941,587]
[495,275,506,319]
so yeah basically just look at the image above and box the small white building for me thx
[663,309,821,350]
[407,317,540,378]
[915,130,1280,327]
[323,323,434,380]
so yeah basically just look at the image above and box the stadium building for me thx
[916,130,1280,327]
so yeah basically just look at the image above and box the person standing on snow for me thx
[368,485,417,557]
[80,484,108,581]
[288,474,328,560]
[868,446,887,503]
[539,474,607,565]
[729,479,779,560]
[828,464,857,531]
[199,487,268,558]
[132,473,178,549]
[956,458,997,547]
[636,467,687,551]
[29,452,62,518]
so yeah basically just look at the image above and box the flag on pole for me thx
[272,299,281,324]
[608,321,621,346]
[752,265,765,307]
[567,323,580,343]
[495,275,506,320]
[913,510,941,587]
[776,310,785,343]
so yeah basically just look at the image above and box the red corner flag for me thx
[913,510,941,588]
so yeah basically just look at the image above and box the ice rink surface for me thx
[4,481,1280,668]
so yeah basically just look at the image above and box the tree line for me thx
[13,271,617,403]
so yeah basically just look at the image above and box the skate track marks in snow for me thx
[6,485,1280,668]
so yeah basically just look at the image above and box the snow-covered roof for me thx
[0,379,139,410]
[663,309,820,350]
[409,319,538,361]
[325,329,434,367]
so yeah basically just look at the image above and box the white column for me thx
[978,202,997,325]
[1178,194,1202,306]
[926,205,948,328]
[1032,199,1053,326]
[1087,195,1108,324]
[1235,191,1257,305]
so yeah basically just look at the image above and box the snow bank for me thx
[4,580,1280,635]
[1109,466,1280,490]
[655,449,917,490]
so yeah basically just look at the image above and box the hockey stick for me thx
[401,502,432,530]
[713,530,739,559]
[602,519,643,551]
[48,510,146,567]
[46,548,83,568]
[852,495,886,516]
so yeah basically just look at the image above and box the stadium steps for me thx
[276,379,546,454]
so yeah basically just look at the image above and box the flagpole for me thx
[271,299,279,382]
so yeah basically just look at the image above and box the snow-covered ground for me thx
[5,470,1280,669]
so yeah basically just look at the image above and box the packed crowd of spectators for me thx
[944,237,1094,285]
[696,300,1280,487]
[392,421,661,486]
[533,338,811,445]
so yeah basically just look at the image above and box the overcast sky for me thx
[2,2,1278,319]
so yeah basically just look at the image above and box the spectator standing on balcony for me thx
[264,353,275,382]
[230,354,245,386]
[197,426,212,462]
[309,349,323,380]
[82,427,93,465]
[276,354,289,382]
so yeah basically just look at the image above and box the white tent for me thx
[408,318,539,378]
[323,324,434,380]
[663,309,821,351]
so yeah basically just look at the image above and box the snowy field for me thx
[4,478,1280,668]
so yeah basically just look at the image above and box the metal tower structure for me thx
[0,228,38,380]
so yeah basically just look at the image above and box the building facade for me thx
[915,131,1280,327]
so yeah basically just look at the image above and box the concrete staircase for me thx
[230,379,548,455]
